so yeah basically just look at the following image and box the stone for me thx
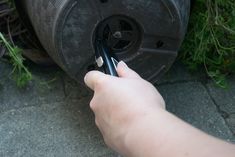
[158,82,235,142]
[157,61,207,85]
[206,76,235,115]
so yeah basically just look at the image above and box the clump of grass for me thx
[181,0,235,88]
[0,32,32,87]
[0,0,32,87]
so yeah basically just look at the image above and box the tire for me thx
[17,0,191,83]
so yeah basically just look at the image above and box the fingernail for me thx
[119,61,128,68]
[84,74,88,84]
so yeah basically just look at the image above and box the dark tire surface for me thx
[18,0,191,83]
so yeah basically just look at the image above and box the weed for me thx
[0,32,32,87]
[181,0,235,88]
[0,0,32,87]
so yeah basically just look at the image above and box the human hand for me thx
[84,61,165,155]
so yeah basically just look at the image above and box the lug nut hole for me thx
[100,0,108,3]
[156,40,164,48]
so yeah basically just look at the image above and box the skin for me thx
[84,61,235,157]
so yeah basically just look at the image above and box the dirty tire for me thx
[18,0,191,83]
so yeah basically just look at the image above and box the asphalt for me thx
[0,59,234,157]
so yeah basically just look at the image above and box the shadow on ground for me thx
[0,59,234,157]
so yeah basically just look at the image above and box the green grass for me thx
[180,0,235,88]
[0,0,32,87]
[0,33,32,87]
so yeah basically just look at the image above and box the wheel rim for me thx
[95,16,141,54]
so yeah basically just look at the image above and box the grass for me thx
[0,32,32,87]
[180,0,235,88]
[0,0,32,87]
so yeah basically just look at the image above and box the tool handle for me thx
[100,45,119,76]
[95,40,119,76]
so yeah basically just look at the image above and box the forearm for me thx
[123,109,235,157]
[84,64,235,157]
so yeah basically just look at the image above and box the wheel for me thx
[17,0,191,83]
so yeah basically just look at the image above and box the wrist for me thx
[122,108,167,157]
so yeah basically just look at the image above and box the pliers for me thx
[94,39,119,76]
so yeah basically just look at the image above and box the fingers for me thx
[117,61,141,79]
[84,61,140,90]
[84,70,107,90]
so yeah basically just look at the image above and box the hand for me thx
[84,62,235,157]
[84,61,165,154]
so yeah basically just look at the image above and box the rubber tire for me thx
[18,0,191,83]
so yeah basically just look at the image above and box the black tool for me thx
[94,39,119,76]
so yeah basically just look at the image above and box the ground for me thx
[0,59,234,157]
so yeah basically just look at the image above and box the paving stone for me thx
[1,59,235,156]
[227,114,235,135]
[0,97,116,157]
[0,62,65,113]
[157,61,206,84]
[158,82,235,142]
[0,60,117,156]
[206,76,235,134]
[206,76,235,115]
[62,75,91,100]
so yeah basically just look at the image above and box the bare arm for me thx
[84,61,235,157]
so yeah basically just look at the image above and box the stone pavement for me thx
[0,59,235,157]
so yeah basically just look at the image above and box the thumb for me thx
[84,71,107,90]
[117,61,141,79]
